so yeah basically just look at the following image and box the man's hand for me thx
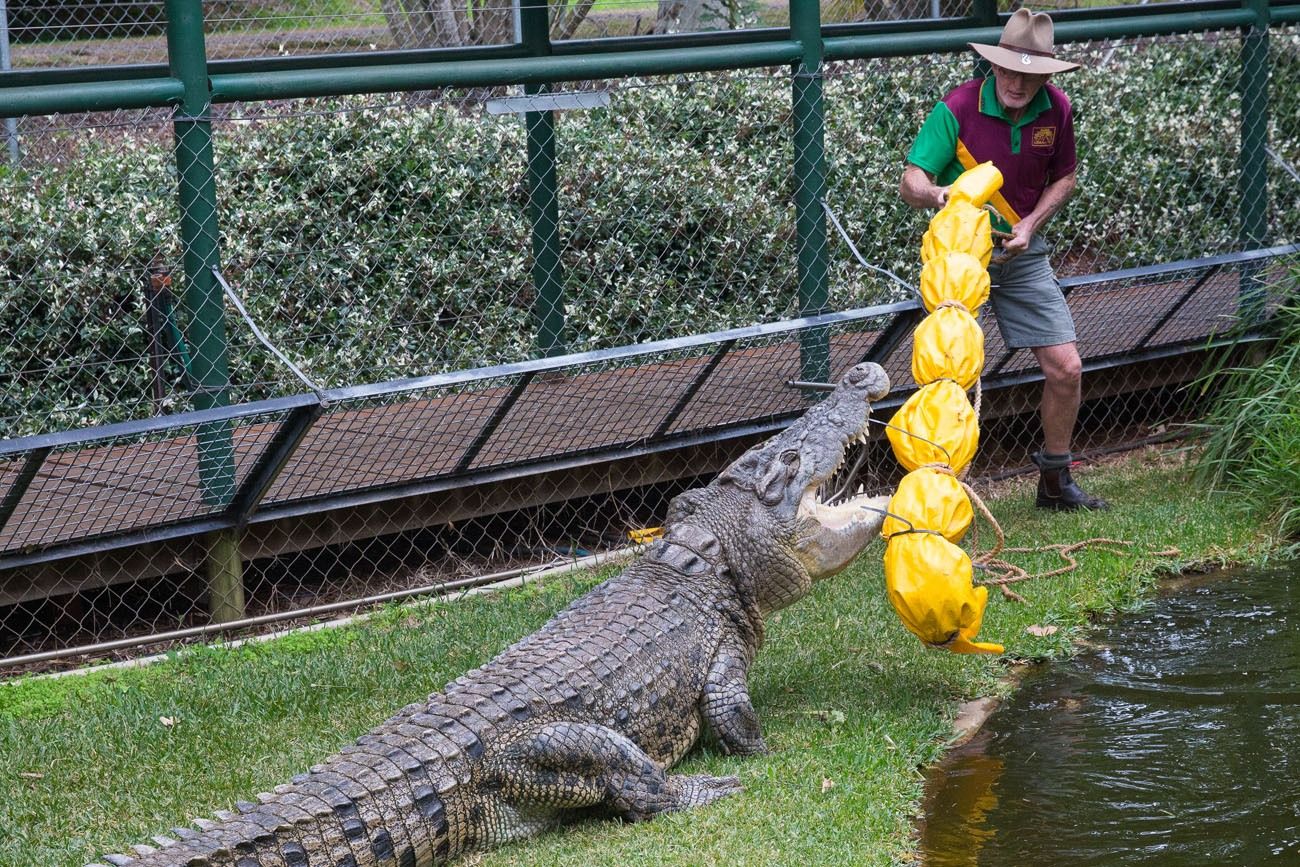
[994,172,1076,264]
[900,164,950,212]
[998,220,1035,262]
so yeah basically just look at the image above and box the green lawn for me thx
[0,451,1272,867]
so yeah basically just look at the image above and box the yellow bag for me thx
[947,161,1004,209]
[919,251,991,317]
[886,380,979,473]
[884,533,1004,654]
[921,200,993,268]
[911,306,985,390]
[882,467,973,544]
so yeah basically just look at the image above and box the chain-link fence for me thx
[2,3,1298,669]
[0,0,776,67]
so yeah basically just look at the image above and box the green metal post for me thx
[204,528,246,623]
[1239,0,1270,317]
[790,0,829,386]
[521,0,566,357]
[971,0,998,77]
[167,0,243,620]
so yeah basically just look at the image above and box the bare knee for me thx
[1037,344,1082,389]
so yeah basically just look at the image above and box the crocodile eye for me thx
[780,450,799,465]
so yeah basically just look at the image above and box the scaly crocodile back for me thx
[97,547,744,867]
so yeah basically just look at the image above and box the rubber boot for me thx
[1033,452,1109,512]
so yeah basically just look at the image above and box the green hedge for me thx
[1,37,1297,438]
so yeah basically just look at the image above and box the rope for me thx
[973,536,1182,603]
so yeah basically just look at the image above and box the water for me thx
[919,564,1300,866]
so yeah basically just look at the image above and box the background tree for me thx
[381,0,597,47]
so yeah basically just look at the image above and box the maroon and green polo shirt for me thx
[906,77,1077,234]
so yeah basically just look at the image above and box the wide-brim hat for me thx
[969,8,1082,74]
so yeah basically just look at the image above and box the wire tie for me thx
[859,503,945,541]
[212,267,329,406]
[867,416,954,465]
[820,199,920,299]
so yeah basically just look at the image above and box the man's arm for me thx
[1001,171,1076,257]
[899,164,950,211]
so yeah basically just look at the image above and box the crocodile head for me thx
[710,361,891,613]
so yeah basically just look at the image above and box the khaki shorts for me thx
[987,234,1076,350]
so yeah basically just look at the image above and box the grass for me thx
[1192,267,1300,553]
[0,453,1272,867]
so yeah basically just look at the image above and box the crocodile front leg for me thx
[486,721,743,823]
[700,637,767,756]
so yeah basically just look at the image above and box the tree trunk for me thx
[381,0,430,48]
[552,0,598,41]
[384,0,597,47]
[653,0,689,34]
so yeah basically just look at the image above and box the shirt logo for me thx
[1032,126,1057,149]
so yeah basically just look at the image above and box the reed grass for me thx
[1192,263,1300,551]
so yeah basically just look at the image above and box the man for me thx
[899,7,1107,511]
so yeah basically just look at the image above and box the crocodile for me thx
[89,361,891,867]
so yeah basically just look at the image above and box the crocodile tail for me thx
[87,716,459,867]
[87,782,450,867]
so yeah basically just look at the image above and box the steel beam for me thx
[0,78,183,118]
[225,402,324,527]
[1240,0,1272,316]
[861,304,924,366]
[791,0,829,386]
[654,340,736,438]
[455,372,536,473]
[1136,265,1223,348]
[210,42,803,103]
[823,9,1256,62]
[521,0,567,358]
[0,446,50,537]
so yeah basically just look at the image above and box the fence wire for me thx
[0,0,772,66]
[1,22,1298,670]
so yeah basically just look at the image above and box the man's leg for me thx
[1030,341,1107,511]
[1031,342,1082,455]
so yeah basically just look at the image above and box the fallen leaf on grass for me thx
[821,777,835,793]
[159,716,176,728]
[803,708,846,727]
[19,772,44,779]
[1026,625,1059,637]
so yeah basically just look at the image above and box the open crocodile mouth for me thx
[799,423,883,531]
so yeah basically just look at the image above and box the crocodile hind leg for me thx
[486,721,742,822]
